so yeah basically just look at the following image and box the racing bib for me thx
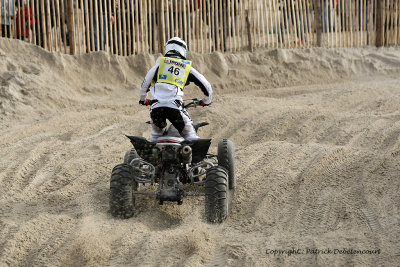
[156,57,192,89]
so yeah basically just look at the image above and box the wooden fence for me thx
[1,0,399,55]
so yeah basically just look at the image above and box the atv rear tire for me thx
[217,139,235,189]
[110,163,137,219]
[205,166,229,223]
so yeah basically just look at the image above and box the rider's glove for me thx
[194,99,209,107]
[139,99,150,106]
[200,100,209,107]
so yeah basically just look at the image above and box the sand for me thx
[0,37,400,266]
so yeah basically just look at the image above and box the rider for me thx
[139,37,213,142]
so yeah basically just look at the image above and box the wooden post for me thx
[166,0,170,45]
[356,0,359,47]
[220,0,224,51]
[301,0,308,47]
[215,0,219,51]
[7,0,12,38]
[346,0,350,47]
[199,0,203,53]
[60,0,66,52]
[117,0,123,54]
[75,0,80,54]
[127,0,132,55]
[330,0,334,46]
[233,0,237,51]
[152,0,157,53]
[292,0,299,47]
[173,0,177,40]
[179,0,183,39]
[306,0,312,47]
[361,0,365,46]
[208,0,212,52]
[0,0,2,37]
[261,0,266,48]
[268,0,275,48]
[341,0,345,47]
[343,0,346,47]
[108,0,113,54]
[34,0,42,48]
[84,0,89,51]
[376,0,383,46]
[252,0,257,48]
[67,0,75,54]
[170,0,174,38]
[285,0,294,48]
[31,0,37,44]
[122,0,127,56]
[283,0,290,47]
[279,0,286,47]
[46,0,53,50]
[334,0,338,47]
[22,0,25,41]
[159,0,165,52]
[99,0,105,52]
[256,0,261,49]
[144,0,148,53]
[130,0,135,54]
[239,0,243,50]
[183,0,187,49]
[397,0,400,44]
[192,0,196,51]
[390,0,395,44]
[135,0,139,53]
[146,0,152,53]
[40,0,46,49]
[298,0,304,47]
[89,0,94,51]
[201,0,205,53]
[315,0,321,46]
[386,0,389,45]
[56,0,65,53]
[227,0,231,51]
[389,0,394,44]
[17,0,21,40]
[246,9,253,51]
[371,0,375,45]
[272,0,280,48]
[397,0,400,45]
[95,0,100,51]
[1,0,6,36]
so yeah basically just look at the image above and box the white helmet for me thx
[164,37,187,59]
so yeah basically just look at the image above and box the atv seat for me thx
[156,136,184,143]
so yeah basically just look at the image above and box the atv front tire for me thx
[110,163,137,219]
[205,166,229,223]
[217,139,235,189]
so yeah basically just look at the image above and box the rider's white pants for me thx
[150,107,199,142]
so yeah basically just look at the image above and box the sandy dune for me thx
[1,38,400,266]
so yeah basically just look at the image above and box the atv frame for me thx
[110,99,235,223]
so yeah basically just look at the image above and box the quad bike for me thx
[109,99,235,223]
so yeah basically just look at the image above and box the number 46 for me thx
[168,66,180,75]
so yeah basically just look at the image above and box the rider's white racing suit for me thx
[140,57,213,141]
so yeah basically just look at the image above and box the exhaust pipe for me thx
[181,145,192,164]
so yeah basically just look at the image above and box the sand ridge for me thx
[0,38,400,266]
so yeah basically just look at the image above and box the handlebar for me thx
[140,98,208,109]
[183,98,203,109]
